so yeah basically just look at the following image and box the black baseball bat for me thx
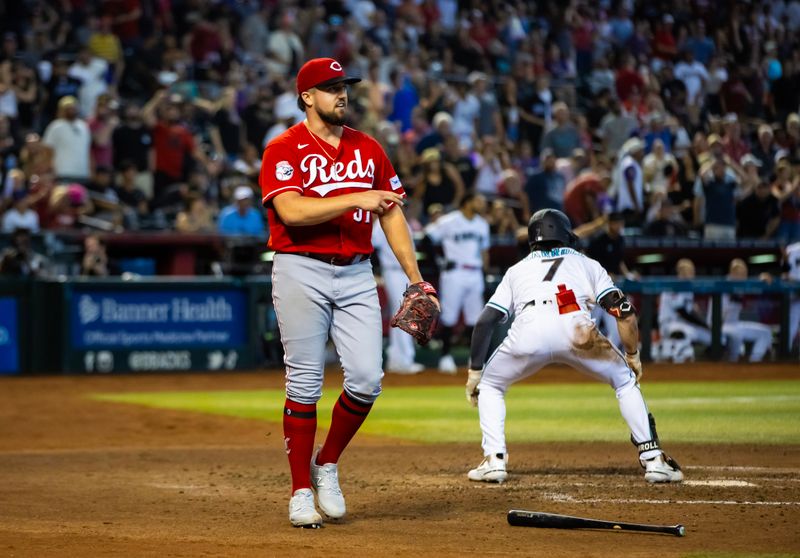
[507,510,686,537]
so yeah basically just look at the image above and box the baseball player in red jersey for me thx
[259,58,437,528]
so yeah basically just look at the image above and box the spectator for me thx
[524,148,566,213]
[87,16,124,86]
[643,139,678,197]
[416,111,452,154]
[217,186,265,236]
[412,147,465,214]
[42,96,91,184]
[68,46,109,118]
[563,168,611,226]
[737,179,781,240]
[46,182,91,230]
[19,133,53,177]
[175,194,215,234]
[673,49,709,117]
[86,166,124,230]
[2,190,39,233]
[518,73,553,151]
[721,113,749,164]
[485,198,519,237]
[43,57,81,123]
[643,194,689,237]
[693,156,740,240]
[613,137,646,226]
[469,72,504,141]
[266,12,304,75]
[473,137,507,197]
[0,227,49,277]
[752,124,778,180]
[598,98,639,158]
[441,132,476,191]
[209,86,244,163]
[88,93,119,172]
[142,90,204,207]
[115,161,148,229]
[684,21,715,65]
[540,101,580,158]
[112,102,153,199]
[80,234,110,277]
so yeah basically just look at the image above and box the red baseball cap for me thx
[296,58,361,94]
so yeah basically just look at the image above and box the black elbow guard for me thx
[598,288,637,319]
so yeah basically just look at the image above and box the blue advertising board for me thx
[0,297,19,374]
[70,289,247,349]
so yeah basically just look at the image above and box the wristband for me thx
[415,281,438,297]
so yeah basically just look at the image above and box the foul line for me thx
[544,493,800,506]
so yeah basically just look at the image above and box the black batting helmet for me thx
[527,209,578,250]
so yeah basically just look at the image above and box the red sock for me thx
[316,391,373,465]
[283,399,317,493]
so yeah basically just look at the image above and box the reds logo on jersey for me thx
[301,149,376,196]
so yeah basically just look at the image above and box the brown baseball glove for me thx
[390,281,440,345]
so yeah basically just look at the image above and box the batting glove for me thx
[625,350,642,382]
[466,368,482,407]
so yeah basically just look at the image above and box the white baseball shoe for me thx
[642,453,684,483]
[438,354,457,374]
[387,362,425,374]
[311,451,346,519]
[468,454,508,483]
[289,488,323,528]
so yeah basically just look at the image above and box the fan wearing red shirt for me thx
[259,58,437,528]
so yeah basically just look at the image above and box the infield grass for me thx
[92,380,800,445]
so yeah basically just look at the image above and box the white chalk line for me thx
[652,395,800,405]
[544,493,800,506]
[685,465,800,474]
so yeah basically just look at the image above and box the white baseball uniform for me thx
[372,221,418,371]
[720,293,772,362]
[786,242,800,352]
[425,210,490,327]
[657,291,712,346]
[476,247,660,461]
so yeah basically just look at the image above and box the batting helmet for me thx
[527,209,578,250]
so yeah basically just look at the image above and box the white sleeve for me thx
[480,221,490,251]
[486,272,513,323]
[425,219,443,243]
[590,259,618,304]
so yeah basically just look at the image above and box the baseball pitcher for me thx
[464,209,683,484]
[259,58,437,528]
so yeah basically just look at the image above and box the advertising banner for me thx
[70,289,247,350]
[0,297,19,374]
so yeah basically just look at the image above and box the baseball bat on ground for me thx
[507,510,686,537]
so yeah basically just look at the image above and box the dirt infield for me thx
[1,363,799,557]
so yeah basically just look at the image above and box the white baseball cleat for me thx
[311,451,346,519]
[468,454,508,483]
[387,362,425,374]
[289,488,323,528]
[438,355,457,374]
[642,453,684,483]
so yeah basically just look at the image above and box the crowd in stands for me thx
[1,0,800,250]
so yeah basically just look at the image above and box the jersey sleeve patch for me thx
[275,161,294,181]
[389,175,402,191]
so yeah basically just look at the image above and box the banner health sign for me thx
[0,297,19,374]
[71,290,246,349]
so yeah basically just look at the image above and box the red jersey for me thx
[259,122,405,257]
[152,122,194,179]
